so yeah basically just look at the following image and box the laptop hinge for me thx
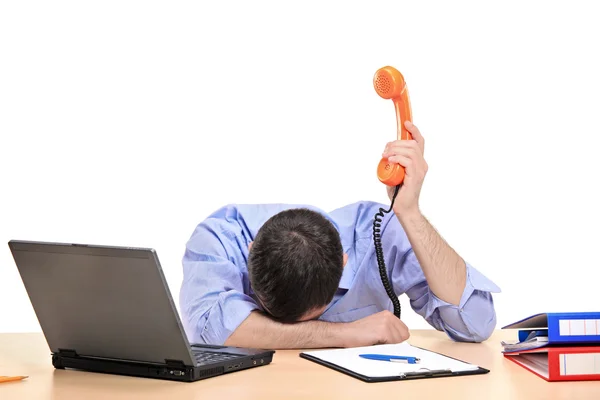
[165,359,186,368]
[56,348,79,357]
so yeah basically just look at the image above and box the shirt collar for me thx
[337,255,355,289]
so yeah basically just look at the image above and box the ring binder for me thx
[502,312,600,381]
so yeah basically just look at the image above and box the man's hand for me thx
[381,120,428,215]
[341,311,410,347]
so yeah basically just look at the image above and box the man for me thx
[179,121,500,349]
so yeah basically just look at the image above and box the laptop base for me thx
[52,351,275,382]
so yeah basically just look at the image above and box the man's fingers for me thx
[383,145,419,160]
[391,321,408,343]
[383,122,425,155]
[387,155,412,169]
[405,121,424,142]
[383,140,421,157]
[378,312,410,344]
[394,320,410,342]
[390,323,403,343]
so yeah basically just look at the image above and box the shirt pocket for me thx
[323,304,378,323]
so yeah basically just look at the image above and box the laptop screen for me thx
[9,241,195,365]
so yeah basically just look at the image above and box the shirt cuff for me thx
[198,294,261,345]
[426,262,501,314]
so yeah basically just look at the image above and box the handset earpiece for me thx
[374,66,413,187]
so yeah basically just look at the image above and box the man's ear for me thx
[343,253,348,267]
[248,241,253,251]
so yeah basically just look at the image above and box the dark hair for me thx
[247,208,344,322]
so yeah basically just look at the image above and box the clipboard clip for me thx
[399,368,453,378]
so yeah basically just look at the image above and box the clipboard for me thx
[299,342,489,383]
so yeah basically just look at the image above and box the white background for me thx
[1,1,598,335]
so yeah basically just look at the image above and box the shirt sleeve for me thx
[179,218,260,345]
[384,215,501,343]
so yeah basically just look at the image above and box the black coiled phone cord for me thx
[373,184,402,319]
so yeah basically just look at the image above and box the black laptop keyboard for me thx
[192,349,244,366]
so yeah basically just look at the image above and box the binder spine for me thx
[549,314,600,343]
[549,347,600,381]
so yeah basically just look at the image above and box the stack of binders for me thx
[501,312,600,381]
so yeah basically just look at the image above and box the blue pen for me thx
[359,354,420,364]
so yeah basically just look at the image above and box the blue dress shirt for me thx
[179,201,501,346]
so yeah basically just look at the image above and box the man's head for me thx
[247,208,346,323]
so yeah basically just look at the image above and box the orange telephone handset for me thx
[373,66,413,187]
[372,66,412,320]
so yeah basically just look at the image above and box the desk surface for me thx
[1,330,599,399]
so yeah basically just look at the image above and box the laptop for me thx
[8,240,275,382]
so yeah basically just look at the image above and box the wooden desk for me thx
[1,330,599,399]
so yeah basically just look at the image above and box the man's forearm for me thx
[396,209,466,305]
[224,311,348,349]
